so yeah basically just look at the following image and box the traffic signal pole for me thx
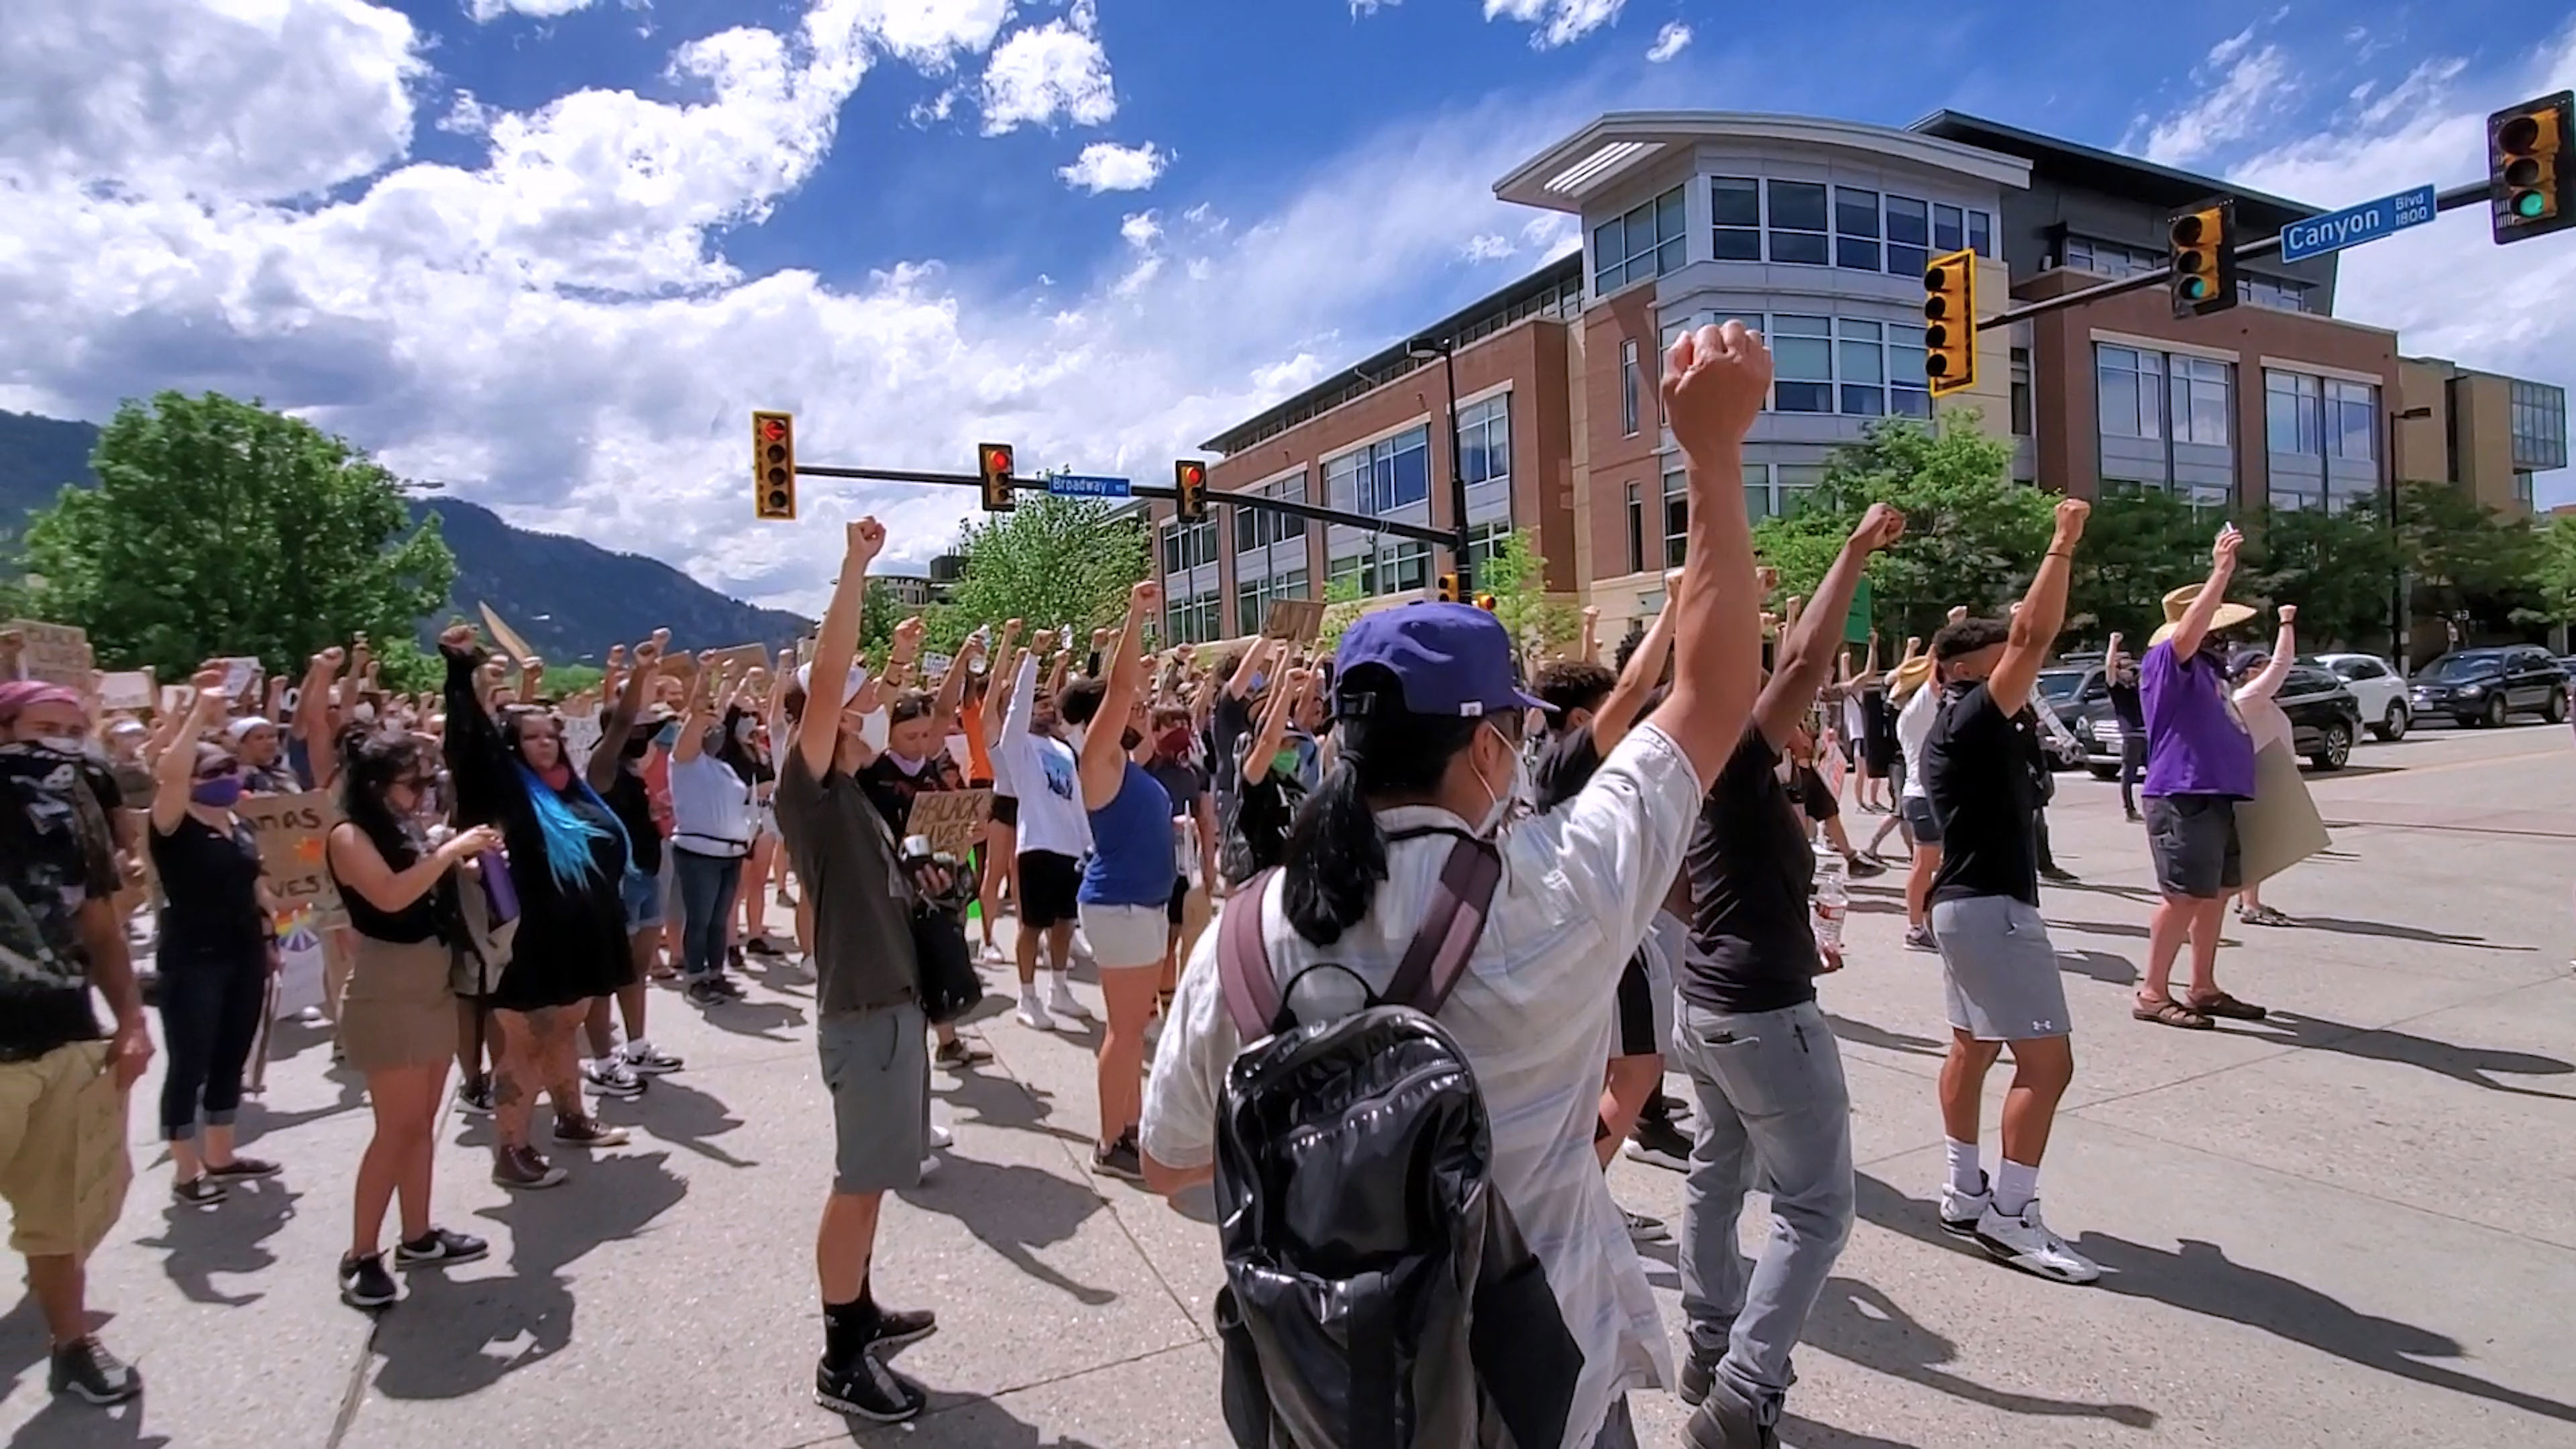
[782,460,1458,547]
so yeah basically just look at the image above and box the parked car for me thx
[2033,665,2100,768]
[2302,652,2410,741]
[2406,647,2571,727]
[2072,664,2361,773]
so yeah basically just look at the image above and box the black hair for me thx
[1281,663,1484,947]
[1530,660,1615,721]
[338,727,433,871]
[887,689,937,727]
[1613,623,1649,676]
[716,702,763,777]
[1058,676,1108,727]
[1931,618,2012,661]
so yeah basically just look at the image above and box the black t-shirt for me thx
[1221,757,1303,885]
[0,745,115,1058]
[1680,730,1820,1014]
[2108,667,2144,728]
[1532,724,1603,812]
[1924,683,2039,906]
[858,750,968,839]
[1205,694,1254,816]
[603,763,663,876]
[150,814,270,965]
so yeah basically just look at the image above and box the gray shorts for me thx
[1930,896,2069,1042]
[1900,794,1942,845]
[817,1002,930,1195]
[2143,794,2242,898]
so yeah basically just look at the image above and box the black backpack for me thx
[1212,838,1583,1449]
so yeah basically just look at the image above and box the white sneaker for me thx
[928,1123,954,1150]
[1016,995,1057,1032]
[1046,983,1093,1022]
[1938,1174,1992,1235]
[918,1153,941,1181]
[1972,1199,2101,1284]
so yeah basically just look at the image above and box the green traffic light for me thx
[2513,190,2549,219]
[2180,276,2211,301]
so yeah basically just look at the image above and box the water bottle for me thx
[1812,825,1848,957]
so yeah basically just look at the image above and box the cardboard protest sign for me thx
[560,709,604,773]
[97,669,156,712]
[478,603,538,668]
[161,684,196,714]
[2,621,95,692]
[237,790,345,924]
[2239,743,2330,885]
[1260,598,1326,643]
[215,656,265,706]
[908,788,991,859]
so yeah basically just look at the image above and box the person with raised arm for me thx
[668,653,759,1008]
[998,625,1093,1030]
[2135,523,2262,1030]
[2229,604,2304,927]
[1670,504,1905,1444]
[1920,496,2102,1287]
[582,632,684,1086]
[774,518,947,1424]
[1142,319,1773,1449]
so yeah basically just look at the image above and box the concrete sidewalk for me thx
[4,723,2573,1448]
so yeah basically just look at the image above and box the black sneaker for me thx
[1623,1116,1693,1173]
[204,1156,281,1181]
[814,1351,926,1422]
[493,1145,568,1190]
[171,1175,227,1207]
[1648,1091,1692,1124]
[456,1078,495,1116]
[865,1304,938,1352]
[339,1253,398,1309]
[48,1337,141,1405]
[684,979,729,1008]
[933,1037,992,1070]
[395,1227,490,1269]
[708,973,747,998]
[2039,865,2079,884]
[581,1057,646,1098]
[1092,1130,1144,1182]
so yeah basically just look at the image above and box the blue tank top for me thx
[1079,759,1175,908]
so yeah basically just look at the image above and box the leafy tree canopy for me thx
[926,494,1150,651]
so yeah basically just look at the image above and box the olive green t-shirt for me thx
[773,752,919,1017]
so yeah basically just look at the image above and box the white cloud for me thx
[1645,21,1690,62]
[1462,233,1516,262]
[2133,38,2293,164]
[0,0,1604,609]
[1059,141,1168,193]
[2206,23,2255,68]
[468,0,600,19]
[979,1,1116,134]
[1484,0,1626,50]
[438,91,497,138]
[2131,20,2576,500]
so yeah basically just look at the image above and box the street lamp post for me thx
[2387,405,2432,675]
[1407,336,1474,594]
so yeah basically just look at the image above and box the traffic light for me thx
[1921,249,1976,398]
[752,410,796,521]
[1174,459,1208,522]
[2167,200,2239,319]
[1473,592,1497,612]
[2489,91,2573,244]
[977,442,1015,513]
[1437,573,1459,603]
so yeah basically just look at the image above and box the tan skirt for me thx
[337,935,457,1073]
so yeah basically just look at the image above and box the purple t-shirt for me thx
[2140,639,2256,799]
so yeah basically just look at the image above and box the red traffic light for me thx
[760,417,788,443]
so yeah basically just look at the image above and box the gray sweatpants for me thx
[1670,998,1856,1417]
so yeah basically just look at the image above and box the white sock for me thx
[1049,971,1077,1002]
[1994,1159,2041,1218]
[1020,984,1043,1006]
[1944,1138,1982,1196]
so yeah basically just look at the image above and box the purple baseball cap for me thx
[1334,602,1548,719]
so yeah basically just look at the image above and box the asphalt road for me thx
[5,722,2571,1449]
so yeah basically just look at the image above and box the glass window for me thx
[1385,541,1430,594]
[2097,344,2161,439]
[1328,428,1430,517]
[1324,447,1365,515]
[1711,176,1761,260]
[2510,380,2569,468]
[2265,369,2324,455]
[1662,467,1688,568]
[1886,195,1929,278]
[1933,203,1964,254]
[1743,463,1774,522]
[1772,314,1832,413]
[1621,339,1640,437]
[1163,517,1216,576]
[1768,180,1829,265]
[1777,464,1824,515]
[1837,318,1886,416]
[1888,322,1929,419]
[2327,380,2377,462]
[1625,482,1646,575]
[1595,184,1686,294]
[1466,521,1512,574]
[1835,187,1881,272]
[1238,568,1309,637]
[2170,356,2231,447]
[1968,209,1994,258]
[1167,588,1221,645]
[2010,356,2033,436]
[1458,393,1511,487]
[1328,550,1374,596]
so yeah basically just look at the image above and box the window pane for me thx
[1842,384,1886,416]
[1891,387,1931,419]
[1888,244,1928,278]
[1768,180,1827,233]
[1711,177,1760,226]
[1968,209,1993,258]
[1888,324,1927,386]
[1837,235,1881,270]
[1656,186,1685,238]
[1770,230,1827,265]
[1933,203,1964,253]
[1236,508,1257,554]
[1744,484,1772,521]
[1775,337,1832,382]
[1625,482,1644,574]
[1886,197,1928,246]
[1840,337,1884,385]
[1835,187,1881,239]
[1621,340,1640,436]
[2100,368,2140,439]
[1713,227,1761,260]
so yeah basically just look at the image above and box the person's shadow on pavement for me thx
[132,1174,302,1309]
[2237,1010,2575,1098]
[366,1150,688,1400]
[898,1152,1116,1307]
[1803,1275,2155,1428]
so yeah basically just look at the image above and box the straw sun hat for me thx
[2147,582,2256,648]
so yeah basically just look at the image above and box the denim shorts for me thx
[621,868,665,934]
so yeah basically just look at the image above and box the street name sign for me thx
[2279,184,2437,263]
[1046,474,1132,499]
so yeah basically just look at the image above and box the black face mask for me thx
[1121,727,1144,753]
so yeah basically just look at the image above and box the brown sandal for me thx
[2133,996,2214,1030]
[2185,991,2267,1021]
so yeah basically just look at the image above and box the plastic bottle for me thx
[1812,824,1848,957]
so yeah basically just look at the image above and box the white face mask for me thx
[1468,722,1527,839]
[37,735,84,755]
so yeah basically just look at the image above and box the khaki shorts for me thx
[0,1040,133,1258]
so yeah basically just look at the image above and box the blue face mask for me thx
[192,776,246,808]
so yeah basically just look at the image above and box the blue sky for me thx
[4,0,2573,611]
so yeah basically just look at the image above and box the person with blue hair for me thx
[439,623,635,1191]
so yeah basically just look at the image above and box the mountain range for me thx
[0,409,813,662]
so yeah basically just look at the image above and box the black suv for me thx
[2072,663,2361,772]
[2407,647,2571,728]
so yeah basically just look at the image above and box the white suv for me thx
[2306,653,2409,741]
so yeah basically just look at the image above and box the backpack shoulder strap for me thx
[1381,839,1502,1016]
[1216,869,1286,1041]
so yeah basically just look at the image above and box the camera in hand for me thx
[901,834,976,914]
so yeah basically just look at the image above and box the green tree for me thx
[2065,484,2209,643]
[926,494,1150,649]
[859,578,905,657]
[2241,502,2406,651]
[2396,480,2543,631]
[21,392,454,678]
[1316,575,1366,655]
[1481,527,1578,660]
[2530,513,2576,635]
[1753,415,2047,641]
